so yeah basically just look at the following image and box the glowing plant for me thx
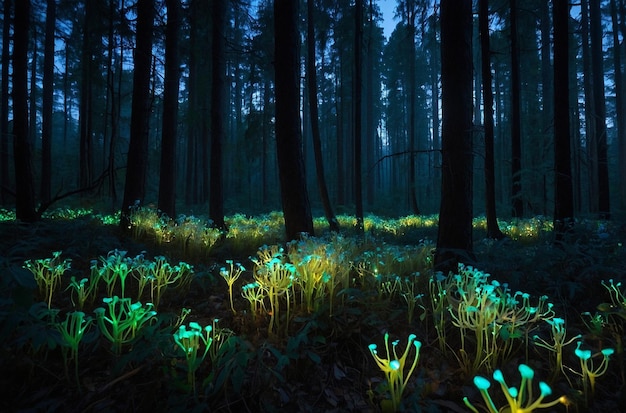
[97,250,132,298]
[220,260,245,314]
[149,256,194,309]
[173,321,213,393]
[463,364,567,413]
[94,296,157,355]
[368,333,422,412]
[65,276,90,310]
[574,341,614,404]
[24,251,71,308]
[56,311,92,387]
[293,253,326,314]
[533,317,580,380]
[400,273,425,324]
[251,248,295,336]
[599,279,626,317]
[241,281,265,319]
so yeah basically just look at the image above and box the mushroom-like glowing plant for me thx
[533,317,581,380]
[24,251,71,308]
[463,363,567,413]
[368,333,422,412]
[173,321,213,393]
[574,341,614,404]
[94,296,157,355]
[220,260,245,314]
[56,311,92,387]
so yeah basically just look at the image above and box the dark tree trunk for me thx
[479,0,504,239]
[307,0,339,231]
[209,0,226,229]
[436,0,474,272]
[1,0,12,205]
[120,0,154,229]
[13,0,37,222]
[41,0,56,204]
[274,0,314,240]
[617,0,626,211]
[510,0,523,217]
[408,5,420,215]
[553,0,574,239]
[590,0,610,219]
[158,0,180,219]
[354,0,364,232]
[79,0,94,189]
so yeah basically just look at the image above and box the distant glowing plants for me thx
[24,251,71,308]
[220,260,245,314]
[368,333,422,412]
[94,296,157,355]
[463,364,567,413]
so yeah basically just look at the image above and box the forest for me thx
[0,0,625,412]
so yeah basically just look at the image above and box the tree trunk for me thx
[479,0,504,239]
[618,0,626,211]
[307,0,339,231]
[120,0,154,229]
[407,5,420,215]
[13,0,37,222]
[436,0,474,272]
[210,0,227,229]
[158,0,180,219]
[354,0,364,231]
[553,0,574,239]
[79,0,94,189]
[0,0,10,205]
[510,0,523,217]
[581,0,597,213]
[41,0,56,204]
[274,0,314,240]
[590,0,610,219]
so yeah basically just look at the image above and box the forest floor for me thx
[1,209,625,412]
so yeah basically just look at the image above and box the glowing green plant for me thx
[368,333,422,412]
[241,281,265,319]
[574,341,614,404]
[65,276,89,310]
[533,317,580,381]
[293,253,326,314]
[94,296,157,355]
[220,260,245,314]
[24,251,71,308]
[56,311,92,387]
[97,250,132,298]
[173,321,213,393]
[149,256,194,309]
[252,248,295,337]
[463,364,567,413]
[400,273,425,324]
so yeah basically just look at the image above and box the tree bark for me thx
[120,0,154,229]
[436,0,474,272]
[510,0,523,217]
[307,0,339,231]
[209,0,227,229]
[553,0,574,239]
[479,0,504,239]
[0,0,10,205]
[158,0,180,219]
[13,0,37,222]
[274,0,314,240]
[41,0,56,204]
[590,0,610,219]
[354,0,364,231]
[79,0,95,190]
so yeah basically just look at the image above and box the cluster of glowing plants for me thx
[94,296,157,355]
[24,251,71,308]
[368,333,422,412]
[573,342,614,406]
[432,264,554,375]
[463,363,567,413]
